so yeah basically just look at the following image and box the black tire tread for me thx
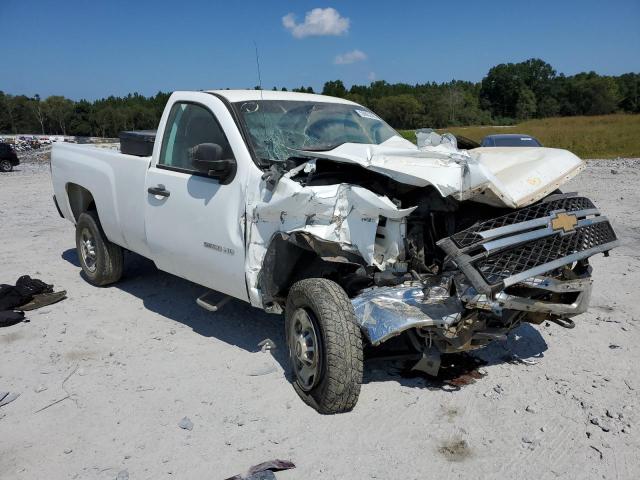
[286,278,363,414]
[76,210,123,286]
[0,160,13,172]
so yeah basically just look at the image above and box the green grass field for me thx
[399,114,640,159]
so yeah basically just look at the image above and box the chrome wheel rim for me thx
[289,308,322,391]
[80,228,97,273]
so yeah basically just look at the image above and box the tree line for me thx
[0,59,638,136]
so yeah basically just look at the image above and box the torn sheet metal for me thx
[245,176,415,308]
[351,285,463,345]
[293,135,585,209]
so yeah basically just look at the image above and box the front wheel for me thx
[285,278,363,414]
[0,160,13,172]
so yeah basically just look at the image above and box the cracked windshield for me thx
[234,100,399,162]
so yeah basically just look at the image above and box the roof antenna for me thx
[253,40,268,144]
[253,40,263,93]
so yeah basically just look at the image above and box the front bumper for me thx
[352,194,618,347]
[461,274,592,317]
[352,272,593,346]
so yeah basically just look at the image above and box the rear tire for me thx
[0,160,13,172]
[285,278,363,414]
[75,210,123,286]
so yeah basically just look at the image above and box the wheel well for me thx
[259,232,368,305]
[66,183,96,221]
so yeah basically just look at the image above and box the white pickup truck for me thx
[51,90,618,413]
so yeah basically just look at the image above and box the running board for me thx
[196,291,231,312]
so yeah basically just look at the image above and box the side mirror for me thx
[190,143,236,181]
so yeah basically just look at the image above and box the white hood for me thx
[296,136,585,208]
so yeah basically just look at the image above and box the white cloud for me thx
[334,49,367,65]
[282,8,350,39]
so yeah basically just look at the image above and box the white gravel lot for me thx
[0,155,639,480]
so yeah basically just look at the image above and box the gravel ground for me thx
[0,156,639,480]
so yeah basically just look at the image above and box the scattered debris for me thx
[178,416,194,431]
[247,472,276,480]
[248,363,278,377]
[225,459,296,480]
[399,353,487,390]
[437,438,472,462]
[63,448,72,454]
[509,355,539,366]
[0,391,20,408]
[590,445,604,459]
[34,385,47,393]
[525,405,537,414]
[258,338,276,352]
[21,291,67,311]
[0,310,26,327]
[34,394,71,413]
[116,470,129,480]
[609,344,621,349]
[135,385,155,392]
[0,275,66,327]
[411,350,441,376]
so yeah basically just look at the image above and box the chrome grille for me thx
[437,195,618,295]
[451,196,595,248]
[475,220,617,285]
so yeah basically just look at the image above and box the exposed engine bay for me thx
[242,125,618,375]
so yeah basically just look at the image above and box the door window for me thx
[158,102,233,171]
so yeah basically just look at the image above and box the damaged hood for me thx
[296,136,585,208]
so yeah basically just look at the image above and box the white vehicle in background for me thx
[50,90,618,413]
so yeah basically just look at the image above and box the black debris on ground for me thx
[0,275,66,327]
[0,391,20,408]
[399,353,488,391]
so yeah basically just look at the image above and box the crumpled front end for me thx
[351,193,618,359]
[244,131,618,371]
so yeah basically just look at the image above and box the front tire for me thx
[75,210,123,286]
[0,160,13,172]
[285,278,363,414]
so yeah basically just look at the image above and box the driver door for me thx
[143,96,248,301]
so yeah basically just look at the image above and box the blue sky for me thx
[2,0,639,100]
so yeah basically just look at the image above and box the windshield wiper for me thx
[297,142,345,152]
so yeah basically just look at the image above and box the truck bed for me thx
[51,142,153,258]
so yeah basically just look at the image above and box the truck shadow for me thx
[62,248,290,373]
[62,249,549,392]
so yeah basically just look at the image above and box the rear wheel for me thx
[0,160,13,172]
[75,210,123,286]
[285,278,363,414]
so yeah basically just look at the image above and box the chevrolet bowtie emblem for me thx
[550,212,578,233]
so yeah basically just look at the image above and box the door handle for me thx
[147,185,170,197]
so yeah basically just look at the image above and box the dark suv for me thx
[0,143,19,172]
